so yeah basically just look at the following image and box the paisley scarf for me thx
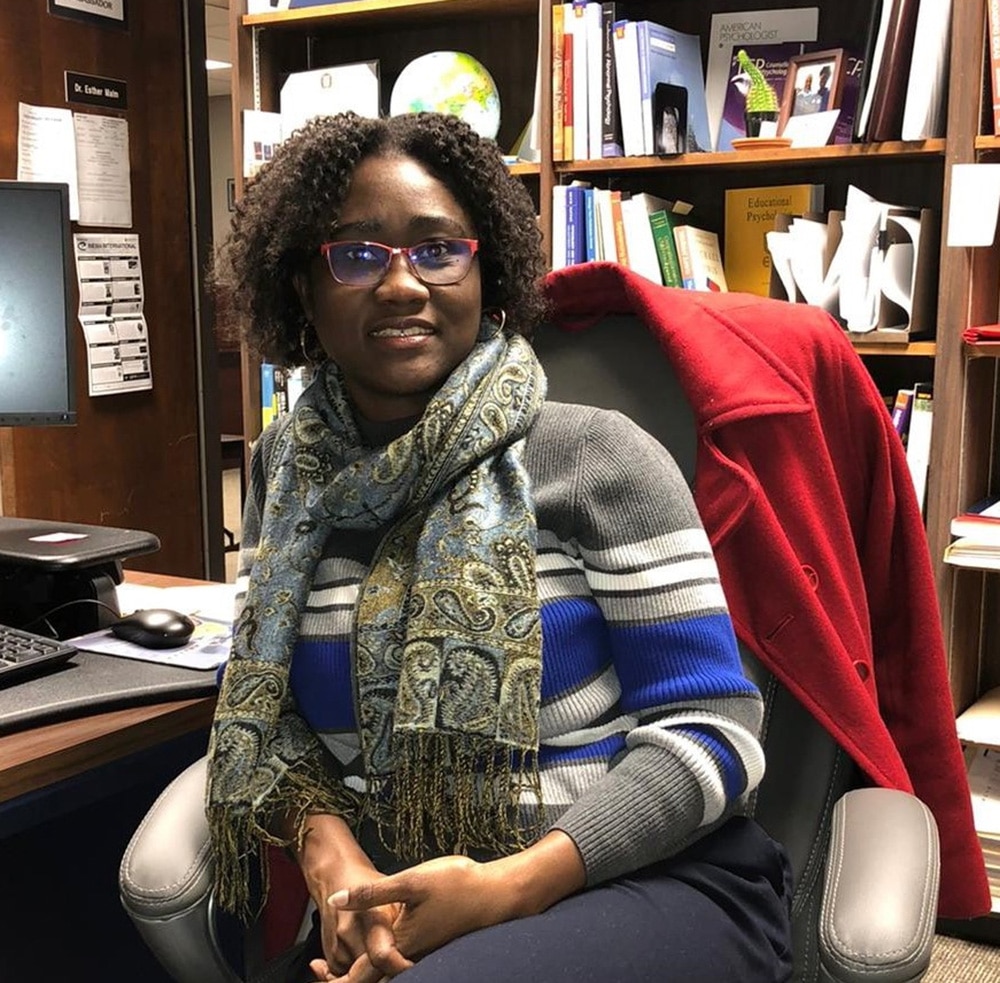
[206,318,547,915]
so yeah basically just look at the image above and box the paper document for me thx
[73,233,151,395]
[17,102,80,219]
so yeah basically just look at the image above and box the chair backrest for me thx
[533,314,860,983]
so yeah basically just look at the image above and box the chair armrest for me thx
[819,787,940,983]
[119,755,242,983]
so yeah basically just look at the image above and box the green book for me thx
[648,209,683,288]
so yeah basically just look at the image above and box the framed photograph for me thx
[778,49,845,135]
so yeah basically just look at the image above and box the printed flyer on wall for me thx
[72,232,151,395]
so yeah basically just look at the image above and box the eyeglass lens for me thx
[324,239,478,286]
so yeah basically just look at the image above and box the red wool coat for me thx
[544,262,990,919]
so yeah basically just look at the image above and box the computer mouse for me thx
[111,608,196,649]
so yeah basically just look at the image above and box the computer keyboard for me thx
[0,623,77,684]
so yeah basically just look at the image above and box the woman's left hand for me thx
[327,831,587,981]
[327,853,513,979]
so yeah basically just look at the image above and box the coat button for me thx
[801,565,819,590]
[853,660,870,681]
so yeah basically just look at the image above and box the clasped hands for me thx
[308,854,517,983]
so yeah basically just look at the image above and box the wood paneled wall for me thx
[0,1,217,579]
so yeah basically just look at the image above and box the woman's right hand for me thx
[309,871,407,980]
[288,813,409,980]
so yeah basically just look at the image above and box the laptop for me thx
[0,516,160,570]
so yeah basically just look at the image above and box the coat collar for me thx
[543,263,814,431]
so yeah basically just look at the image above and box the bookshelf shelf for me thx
[852,341,936,357]
[554,141,946,176]
[243,0,535,30]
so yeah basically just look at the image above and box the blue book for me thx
[583,187,598,261]
[639,21,710,154]
[565,184,587,265]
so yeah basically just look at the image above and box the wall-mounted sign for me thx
[48,0,127,29]
[65,72,128,110]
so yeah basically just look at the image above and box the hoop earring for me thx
[487,308,507,332]
[300,326,313,362]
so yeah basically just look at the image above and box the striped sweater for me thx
[235,400,765,885]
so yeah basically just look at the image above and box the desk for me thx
[0,571,220,981]
[0,570,217,807]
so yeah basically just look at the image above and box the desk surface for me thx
[0,570,218,806]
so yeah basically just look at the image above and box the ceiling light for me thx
[205,59,231,71]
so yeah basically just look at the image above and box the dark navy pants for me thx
[288,816,794,983]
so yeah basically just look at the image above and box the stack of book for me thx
[945,494,1000,570]
[550,183,726,292]
[552,4,711,160]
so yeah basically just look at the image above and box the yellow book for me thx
[552,4,565,161]
[723,184,824,296]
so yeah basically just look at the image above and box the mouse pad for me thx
[68,614,232,671]
[0,649,218,735]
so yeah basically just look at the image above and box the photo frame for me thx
[777,49,845,136]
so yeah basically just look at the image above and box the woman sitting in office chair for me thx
[207,110,793,983]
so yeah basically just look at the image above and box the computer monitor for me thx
[0,181,77,426]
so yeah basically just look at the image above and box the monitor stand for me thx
[0,560,122,640]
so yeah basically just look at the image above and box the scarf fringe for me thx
[208,760,363,920]
[374,732,545,861]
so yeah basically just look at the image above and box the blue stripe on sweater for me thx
[610,615,757,712]
[290,638,354,730]
[539,597,612,700]
[676,725,748,799]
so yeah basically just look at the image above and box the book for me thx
[562,5,576,156]
[612,20,644,156]
[900,0,953,140]
[551,3,566,160]
[905,382,933,513]
[609,189,628,265]
[619,194,664,284]
[945,538,1000,570]
[551,185,569,268]
[593,187,618,262]
[584,2,604,159]
[957,687,1000,745]
[649,209,684,288]
[600,2,624,157]
[567,2,591,160]
[890,387,915,446]
[641,21,711,154]
[865,0,923,142]
[582,186,598,261]
[565,181,589,265]
[673,225,728,291]
[951,495,1000,542]
[718,42,809,152]
[723,183,825,296]
[705,7,820,150]
[988,0,1000,135]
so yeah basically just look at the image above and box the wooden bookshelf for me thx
[227,0,990,718]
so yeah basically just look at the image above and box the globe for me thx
[389,51,501,139]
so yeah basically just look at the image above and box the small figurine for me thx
[732,49,780,137]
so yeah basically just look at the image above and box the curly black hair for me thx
[213,111,549,366]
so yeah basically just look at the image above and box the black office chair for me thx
[120,312,940,983]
